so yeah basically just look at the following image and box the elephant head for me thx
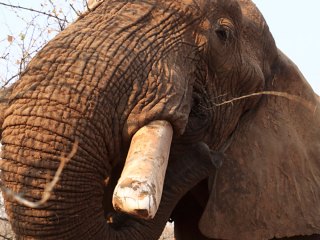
[1,0,320,239]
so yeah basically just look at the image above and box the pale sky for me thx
[0,0,319,94]
[255,0,320,94]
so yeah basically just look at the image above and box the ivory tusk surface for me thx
[112,120,173,219]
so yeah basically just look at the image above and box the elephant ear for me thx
[199,51,320,240]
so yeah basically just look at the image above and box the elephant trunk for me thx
[1,97,215,239]
[0,94,113,238]
[0,1,210,238]
[0,88,168,239]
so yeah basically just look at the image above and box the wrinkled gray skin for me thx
[1,0,320,239]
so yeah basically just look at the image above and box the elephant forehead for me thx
[238,0,265,26]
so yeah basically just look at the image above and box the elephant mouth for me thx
[181,93,211,143]
[112,120,173,220]
[111,94,211,220]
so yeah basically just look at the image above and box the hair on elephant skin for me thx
[0,0,320,239]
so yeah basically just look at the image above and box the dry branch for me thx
[0,140,78,208]
[210,91,317,113]
[0,2,68,23]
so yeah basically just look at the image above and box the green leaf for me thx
[19,33,25,41]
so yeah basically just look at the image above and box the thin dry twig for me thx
[0,140,78,208]
[0,53,9,60]
[210,91,317,113]
[0,2,68,23]
[47,0,67,31]
[69,3,81,17]
[85,0,90,11]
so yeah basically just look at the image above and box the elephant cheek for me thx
[198,176,218,238]
[198,156,244,239]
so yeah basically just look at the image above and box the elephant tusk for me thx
[112,120,173,219]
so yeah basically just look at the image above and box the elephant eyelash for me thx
[215,26,231,42]
[215,18,236,42]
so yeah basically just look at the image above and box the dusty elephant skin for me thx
[0,0,320,239]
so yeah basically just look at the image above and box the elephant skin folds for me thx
[200,52,320,240]
[1,0,320,239]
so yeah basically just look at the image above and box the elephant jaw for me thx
[112,120,173,219]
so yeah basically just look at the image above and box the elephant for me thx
[0,0,320,239]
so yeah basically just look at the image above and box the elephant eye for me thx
[215,18,234,42]
[215,26,230,41]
